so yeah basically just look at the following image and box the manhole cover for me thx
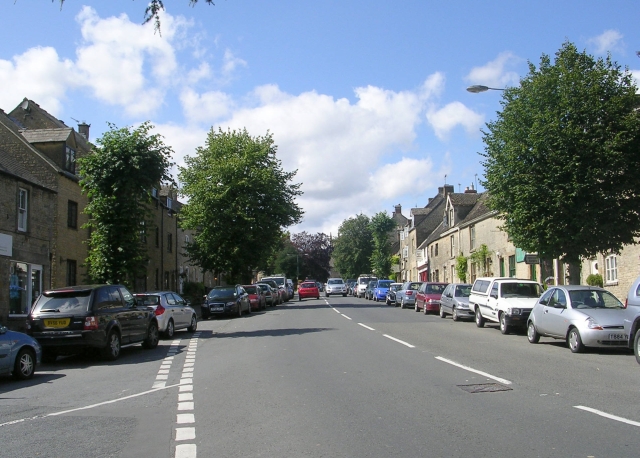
[458,383,512,393]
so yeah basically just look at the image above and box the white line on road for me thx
[341,314,352,320]
[574,405,640,428]
[358,323,375,331]
[435,356,512,385]
[334,309,341,313]
[383,334,415,348]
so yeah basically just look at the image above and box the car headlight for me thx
[507,308,522,315]
[226,301,235,307]
[586,317,603,330]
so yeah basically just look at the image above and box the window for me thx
[434,269,439,282]
[402,246,408,259]
[185,234,190,244]
[470,225,476,250]
[400,231,405,241]
[508,255,516,277]
[167,233,173,253]
[9,261,41,315]
[450,235,455,255]
[139,221,146,243]
[65,146,76,173]
[66,260,77,286]
[499,257,505,277]
[449,208,454,226]
[529,264,537,281]
[605,254,618,283]
[18,188,28,232]
[435,243,439,256]
[166,197,173,210]
[451,265,455,282]
[151,187,158,198]
[67,200,78,229]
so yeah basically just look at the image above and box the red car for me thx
[415,282,448,314]
[243,285,266,311]
[298,281,320,301]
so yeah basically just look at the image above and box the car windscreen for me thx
[454,285,471,297]
[135,294,161,305]
[264,277,284,286]
[378,280,393,288]
[208,287,235,298]
[500,282,541,298]
[328,279,344,284]
[33,290,92,313]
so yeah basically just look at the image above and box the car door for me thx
[440,285,452,314]
[116,285,146,342]
[0,327,11,374]
[541,289,569,338]
[164,293,182,329]
[172,293,190,328]
[485,282,500,320]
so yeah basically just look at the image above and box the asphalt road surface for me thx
[2,295,639,457]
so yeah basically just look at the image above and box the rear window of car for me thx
[301,282,316,288]
[135,294,161,306]
[425,284,446,294]
[409,283,422,290]
[244,286,258,294]
[33,289,92,313]
[472,280,491,293]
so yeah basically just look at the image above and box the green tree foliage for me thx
[332,214,374,279]
[78,122,174,285]
[482,42,640,272]
[455,253,468,282]
[369,212,395,279]
[178,128,303,283]
[585,273,604,288]
[469,244,490,277]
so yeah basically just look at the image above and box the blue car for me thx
[0,325,41,380]
[373,279,395,302]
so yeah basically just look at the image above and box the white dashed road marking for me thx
[341,314,352,320]
[383,334,415,348]
[358,323,375,331]
[574,406,640,428]
[435,356,512,385]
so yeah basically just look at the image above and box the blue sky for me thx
[2,1,640,235]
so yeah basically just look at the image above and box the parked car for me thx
[364,280,377,300]
[201,285,251,319]
[0,325,41,380]
[316,281,324,293]
[286,279,294,299]
[386,283,402,306]
[373,280,394,302]
[439,283,473,321]
[27,284,159,362]
[298,281,320,300]
[256,282,278,306]
[134,291,198,338]
[262,275,291,301]
[396,281,424,309]
[415,282,448,314]
[260,279,283,304]
[346,281,357,296]
[325,278,348,297]
[356,275,377,298]
[243,285,266,311]
[527,285,629,353]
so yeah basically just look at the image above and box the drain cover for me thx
[458,383,512,393]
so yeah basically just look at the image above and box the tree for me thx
[481,41,640,282]
[369,212,395,279]
[455,253,468,282]
[332,214,374,279]
[56,0,215,32]
[78,122,174,286]
[178,128,303,283]
[290,232,333,282]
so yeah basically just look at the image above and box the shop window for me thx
[9,261,41,315]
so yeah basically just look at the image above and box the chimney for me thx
[394,204,402,215]
[78,121,90,141]
[464,182,477,194]
[439,185,454,197]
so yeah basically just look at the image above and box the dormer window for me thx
[65,146,76,173]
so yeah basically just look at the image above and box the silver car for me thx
[325,278,347,297]
[439,283,473,321]
[135,291,198,339]
[0,325,41,380]
[396,281,423,309]
[527,285,628,353]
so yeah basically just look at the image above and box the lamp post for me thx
[466,85,505,93]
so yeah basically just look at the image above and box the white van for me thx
[356,275,377,298]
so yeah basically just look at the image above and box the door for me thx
[485,283,500,320]
[541,289,569,338]
[171,293,189,328]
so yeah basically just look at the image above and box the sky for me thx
[2,1,640,236]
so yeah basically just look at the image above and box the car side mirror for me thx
[184,300,191,306]
[490,293,498,299]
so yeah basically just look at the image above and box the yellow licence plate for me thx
[44,318,70,328]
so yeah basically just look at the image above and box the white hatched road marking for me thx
[174,333,200,458]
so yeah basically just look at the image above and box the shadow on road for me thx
[212,327,336,339]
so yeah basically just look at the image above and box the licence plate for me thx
[608,333,628,340]
[44,318,70,328]
[212,307,223,311]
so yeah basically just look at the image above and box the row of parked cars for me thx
[351,276,640,363]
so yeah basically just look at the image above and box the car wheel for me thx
[238,303,243,317]
[439,307,446,318]
[165,319,175,339]
[101,330,121,361]
[316,296,320,300]
[343,293,347,297]
[142,321,159,349]
[634,330,640,365]
[414,302,419,312]
[187,315,198,333]
[400,298,404,309]
[13,348,36,380]
[568,328,585,353]
[475,308,485,328]
[527,321,540,343]
[298,296,302,301]
[42,349,58,364]
[499,313,511,334]
[452,307,459,322]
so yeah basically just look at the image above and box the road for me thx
[2,295,639,457]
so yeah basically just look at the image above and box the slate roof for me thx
[459,192,495,226]
[21,128,73,144]
[449,192,481,207]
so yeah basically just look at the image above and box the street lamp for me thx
[466,85,505,93]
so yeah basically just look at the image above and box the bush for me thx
[585,274,603,288]
[183,282,205,305]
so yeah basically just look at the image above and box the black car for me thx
[27,284,159,362]
[201,285,251,319]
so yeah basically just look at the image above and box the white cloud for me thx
[221,49,247,81]
[180,88,234,123]
[631,70,640,91]
[426,102,484,140]
[588,30,624,55]
[465,52,520,90]
[74,6,182,116]
[0,47,75,115]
